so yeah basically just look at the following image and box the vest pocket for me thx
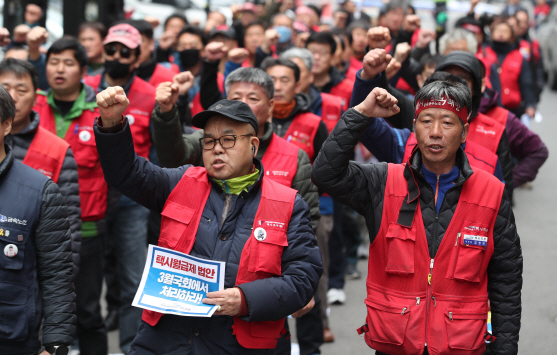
[385,223,416,275]
[160,201,195,248]
[0,226,27,270]
[447,224,488,282]
[444,308,487,351]
[364,297,411,346]
[248,229,287,276]
[0,281,28,341]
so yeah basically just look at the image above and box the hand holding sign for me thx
[203,288,242,316]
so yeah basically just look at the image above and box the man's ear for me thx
[268,98,275,120]
[461,122,470,143]
[2,117,12,137]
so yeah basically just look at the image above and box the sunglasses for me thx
[104,45,132,59]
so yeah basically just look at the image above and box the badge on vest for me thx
[126,114,135,125]
[462,234,488,247]
[79,130,91,142]
[254,227,267,241]
[4,244,18,258]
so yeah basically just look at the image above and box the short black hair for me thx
[46,36,89,68]
[307,5,321,18]
[126,19,154,41]
[164,13,188,30]
[0,57,40,91]
[79,21,108,39]
[0,86,15,123]
[346,20,370,45]
[418,74,472,122]
[306,31,337,55]
[178,25,208,46]
[418,54,442,74]
[331,29,346,51]
[261,57,301,82]
[245,20,266,33]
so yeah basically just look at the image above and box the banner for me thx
[132,245,225,317]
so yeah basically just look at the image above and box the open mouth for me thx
[212,158,226,168]
[428,144,443,152]
[54,76,66,84]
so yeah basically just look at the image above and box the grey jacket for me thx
[151,105,321,231]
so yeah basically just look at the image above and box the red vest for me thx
[22,126,69,183]
[261,133,298,187]
[468,113,505,155]
[283,112,322,162]
[403,133,497,176]
[360,163,503,355]
[346,57,363,81]
[395,77,416,95]
[320,92,343,133]
[190,72,225,116]
[519,39,540,63]
[144,167,297,349]
[34,95,108,221]
[329,77,354,111]
[485,106,509,127]
[475,54,493,89]
[84,74,155,159]
[148,64,176,88]
[497,49,523,110]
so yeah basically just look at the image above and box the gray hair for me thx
[438,29,478,55]
[280,47,314,72]
[0,86,15,123]
[224,67,275,100]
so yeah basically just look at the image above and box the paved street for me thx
[107,89,556,354]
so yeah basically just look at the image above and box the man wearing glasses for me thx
[94,90,323,354]
[84,23,158,353]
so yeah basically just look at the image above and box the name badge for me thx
[462,234,488,247]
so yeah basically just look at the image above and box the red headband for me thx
[415,95,469,124]
[461,23,482,35]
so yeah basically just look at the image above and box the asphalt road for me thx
[106,89,556,354]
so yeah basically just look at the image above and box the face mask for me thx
[179,49,201,68]
[274,26,293,44]
[105,60,131,79]
[491,40,511,53]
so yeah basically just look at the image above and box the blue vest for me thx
[0,146,49,353]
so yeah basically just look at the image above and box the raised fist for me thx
[393,42,411,64]
[205,42,228,62]
[416,29,436,49]
[354,87,400,119]
[0,28,11,47]
[173,71,195,96]
[228,47,250,64]
[96,86,130,126]
[13,25,30,43]
[361,48,392,80]
[295,32,310,48]
[403,15,421,32]
[143,16,160,29]
[261,28,280,53]
[26,26,48,49]
[367,26,391,50]
[385,58,402,80]
[158,31,177,51]
[156,82,179,113]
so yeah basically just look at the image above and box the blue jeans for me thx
[106,202,149,352]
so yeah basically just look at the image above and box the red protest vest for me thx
[283,112,322,162]
[143,167,297,349]
[35,95,108,221]
[476,54,493,89]
[329,77,354,111]
[190,72,225,116]
[496,49,523,110]
[261,133,298,187]
[402,133,497,176]
[346,56,363,81]
[84,74,155,159]
[320,92,343,133]
[485,106,509,127]
[468,113,505,155]
[148,64,177,88]
[360,163,503,355]
[22,126,69,183]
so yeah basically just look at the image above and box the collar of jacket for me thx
[16,110,41,136]
[44,84,98,119]
[208,158,264,199]
[479,87,499,114]
[407,146,474,195]
[321,66,346,93]
[137,55,158,82]
[0,144,14,180]
[257,122,275,154]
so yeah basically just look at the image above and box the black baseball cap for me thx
[192,99,259,135]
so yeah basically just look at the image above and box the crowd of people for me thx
[0,0,548,354]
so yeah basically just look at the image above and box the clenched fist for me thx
[361,49,392,80]
[158,31,177,51]
[96,86,130,127]
[393,42,411,64]
[26,26,48,50]
[354,87,400,119]
[205,42,228,62]
[261,28,280,53]
[0,27,10,47]
[367,26,391,50]
[173,71,195,96]
[402,15,421,32]
[228,48,250,64]
[415,29,436,49]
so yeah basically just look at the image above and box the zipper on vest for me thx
[434,175,440,208]
[425,258,434,347]
[427,259,434,285]
[416,297,420,306]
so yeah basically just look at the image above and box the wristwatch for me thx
[45,345,69,355]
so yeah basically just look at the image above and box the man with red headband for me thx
[312,81,522,354]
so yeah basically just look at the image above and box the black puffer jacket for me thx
[311,108,523,354]
[6,111,81,277]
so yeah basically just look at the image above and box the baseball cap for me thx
[192,100,259,136]
[209,24,237,40]
[104,23,142,49]
[240,2,257,13]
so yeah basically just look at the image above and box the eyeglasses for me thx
[104,45,132,59]
[199,134,252,150]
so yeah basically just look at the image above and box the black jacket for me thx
[311,108,523,354]
[7,111,81,277]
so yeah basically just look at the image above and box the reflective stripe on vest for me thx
[84,74,155,159]
[361,163,503,354]
[261,133,298,187]
[34,94,108,221]
[402,133,497,176]
[284,112,322,162]
[22,126,69,183]
[498,49,523,110]
[143,166,297,349]
[320,93,343,133]
[468,113,505,154]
